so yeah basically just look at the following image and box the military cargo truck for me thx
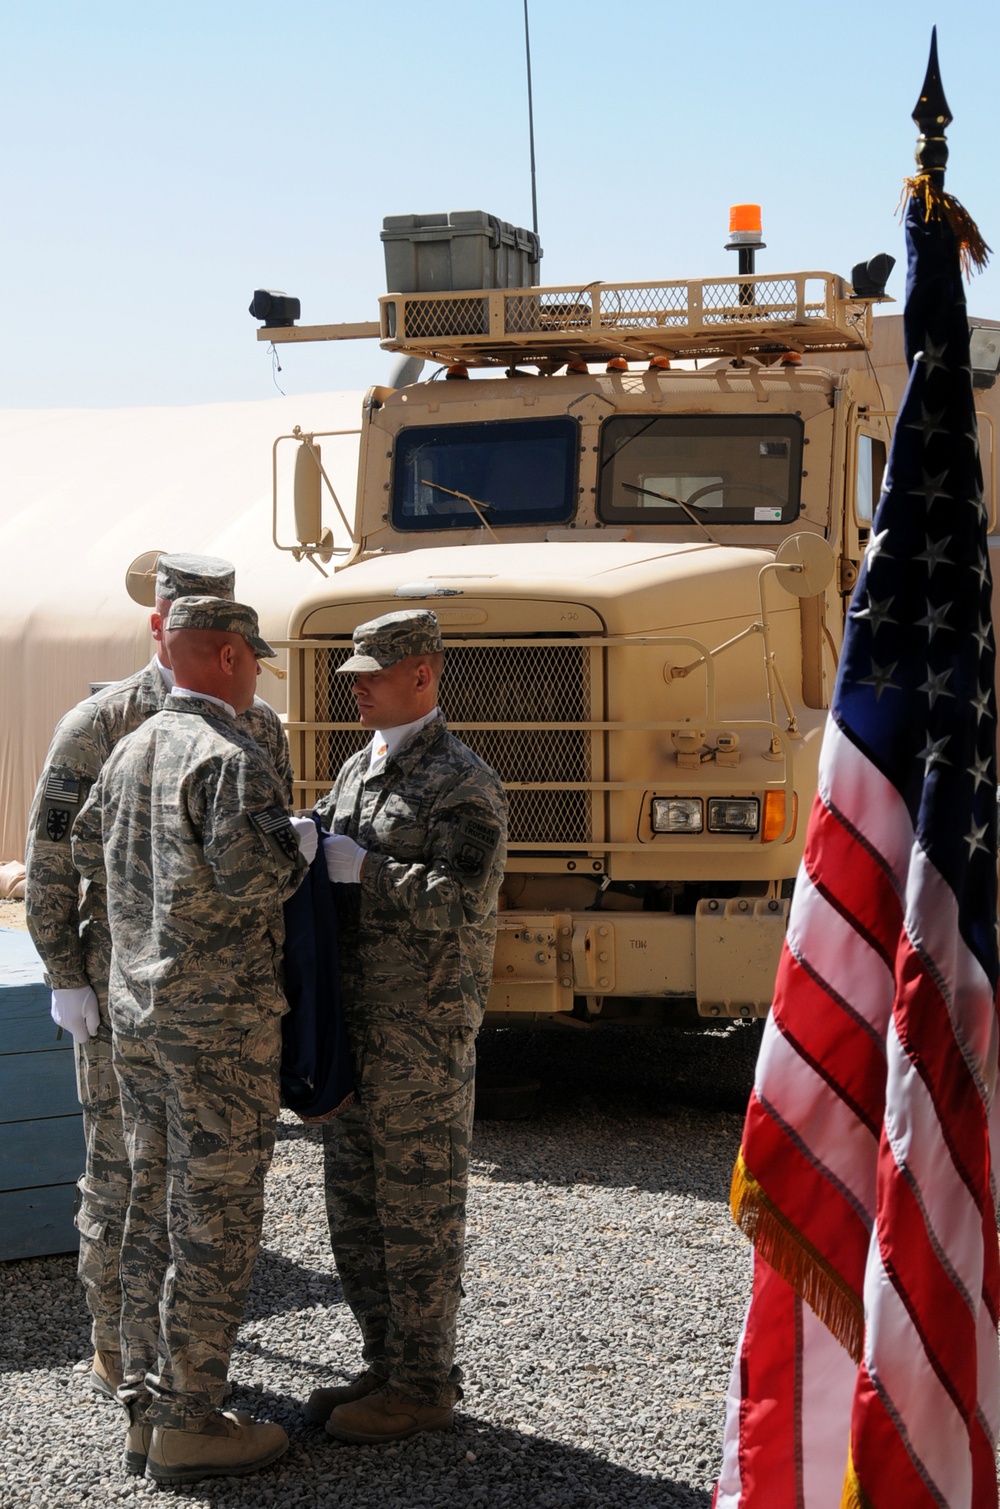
[254,215,1000,1027]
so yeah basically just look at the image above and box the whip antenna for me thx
[523,0,538,238]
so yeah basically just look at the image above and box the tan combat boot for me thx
[88,1348,123,1402]
[325,1385,454,1444]
[145,1412,288,1486]
[123,1399,152,1477]
[303,1369,385,1424]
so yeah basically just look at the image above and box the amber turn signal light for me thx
[762,790,798,843]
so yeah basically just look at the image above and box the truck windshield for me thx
[597,415,803,525]
[392,417,578,531]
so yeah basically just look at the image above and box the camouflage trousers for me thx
[112,1014,281,1429]
[322,1015,476,1408]
[74,1003,131,1355]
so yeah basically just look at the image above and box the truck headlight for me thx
[707,798,760,833]
[651,797,703,833]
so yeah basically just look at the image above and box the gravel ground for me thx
[0,1020,759,1508]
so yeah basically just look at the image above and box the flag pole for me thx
[912,25,952,184]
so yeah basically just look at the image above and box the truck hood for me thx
[291,538,787,638]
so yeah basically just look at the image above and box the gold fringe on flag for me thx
[730,1150,865,1363]
[841,1446,874,1509]
[900,172,992,277]
[298,1089,356,1124]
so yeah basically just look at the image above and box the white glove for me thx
[289,815,319,866]
[323,833,367,884]
[51,986,100,1044]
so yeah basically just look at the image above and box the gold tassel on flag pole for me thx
[901,27,991,277]
[900,174,991,278]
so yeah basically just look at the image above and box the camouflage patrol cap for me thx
[155,553,236,602]
[337,609,444,674]
[165,595,276,658]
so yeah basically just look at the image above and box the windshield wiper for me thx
[621,483,718,543]
[420,479,501,542]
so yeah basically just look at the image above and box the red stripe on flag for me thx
[773,951,886,1138]
[848,1362,943,1509]
[801,796,904,967]
[893,940,995,1213]
[874,1136,979,1421]
[735,1257,801,1508]
[740,1091,871,1302]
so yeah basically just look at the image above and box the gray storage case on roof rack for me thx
[381,211,543,294]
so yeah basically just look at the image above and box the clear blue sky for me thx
[2,0,998,408]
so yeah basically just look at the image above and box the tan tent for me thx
[0,391,362,862]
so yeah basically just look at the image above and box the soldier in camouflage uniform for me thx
[72,596,312,1486]
[24,553,292,1404]
[305,609,507,1446]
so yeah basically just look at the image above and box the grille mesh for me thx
[310,642,594,847]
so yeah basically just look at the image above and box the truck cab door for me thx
[841,415,888,614]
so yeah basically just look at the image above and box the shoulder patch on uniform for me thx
[248,805,299,863]
[451,814,501,880]
[43,773,80,805]
[44,807,72,842]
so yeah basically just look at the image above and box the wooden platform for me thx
[0,928,83,1260]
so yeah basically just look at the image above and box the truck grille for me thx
[310,641,593,847]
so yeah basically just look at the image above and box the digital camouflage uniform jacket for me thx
[71,693,305,1034]
[314,716,507,1029]
[25,657,292,1000]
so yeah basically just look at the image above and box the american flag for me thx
[714,157,1000,1507]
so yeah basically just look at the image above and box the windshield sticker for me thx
[754,506,784,521]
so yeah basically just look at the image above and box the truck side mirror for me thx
[293,439,335,562]
[773,533,836,597]
[294,440,324,549]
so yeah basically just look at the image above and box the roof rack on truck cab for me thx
[258,269,876,369]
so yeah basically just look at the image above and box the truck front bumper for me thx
[486,897,789,1022]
